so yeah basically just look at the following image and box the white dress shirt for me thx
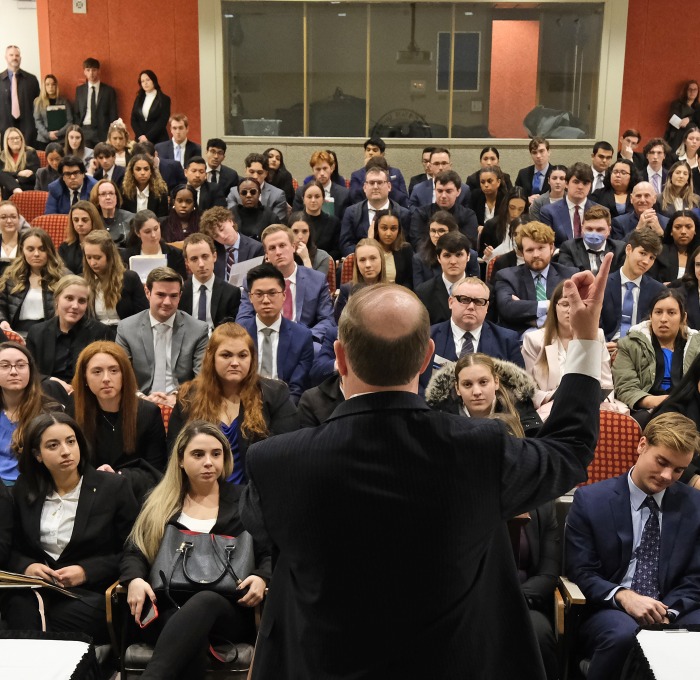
[40,477,83,560]
[136,186,150,212]
[367,199,390,230]
[256,314,282,379]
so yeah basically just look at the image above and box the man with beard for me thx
[494,222,578,334]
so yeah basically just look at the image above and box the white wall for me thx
[0,0,40,77]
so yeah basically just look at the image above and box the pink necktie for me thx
[282,279,293,320]
[653,173,661,195]
[11,73,20,119]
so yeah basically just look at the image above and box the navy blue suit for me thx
[155,139,201,165]
[45,176,97,214]
[408,179,471,212]
[600,270,665,341]
[494,263,578,334]
[349,166,409,207]
[611,211,669,241]
[212,235,264,281]
[566,474,700,680]
[409,203,479,249]
[515,165,552,198]
[239,317,314,403]
[419,320,523,391]
[94,164,125,188]
[339,199,411,256]
[156,158,186,192]
[236,265,336,344]
[541,199,597,245]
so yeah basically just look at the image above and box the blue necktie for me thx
[631,496,660,599]
[532,171,543,194]
[620,281,636,338]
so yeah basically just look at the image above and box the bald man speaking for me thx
[242,255,613,680]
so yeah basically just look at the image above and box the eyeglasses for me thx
[0,215,18,221]
[63,170,83,178]
[364,180,387,187]
[611,169,630,176]
[556,301,571,309]
[98,191,116,197]
[0,361,29,372]
[452,295,488,307]
[240,189,259,197]
[251,290,283,300]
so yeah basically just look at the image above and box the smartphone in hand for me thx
[139,599,159,628]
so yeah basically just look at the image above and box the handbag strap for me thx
[159,539,191,609]
[180,534,242,587]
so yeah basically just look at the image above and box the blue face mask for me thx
[582,231,606,249]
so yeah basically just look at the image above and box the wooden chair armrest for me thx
[554,588,566,636]
[105,580,121,652]
[559,576,586,606]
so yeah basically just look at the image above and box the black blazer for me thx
[93,164,125,188]
[556,238,627,273]
[196,181,227,211]
[74,82,118,141]
[115,270,149,320]
[121,191,169,218]
[212,235,264,280]
[166,377,299,482]
[649,243,695,283]
[130,90,172,145]
[469,188,506,226]
[297,372,343,428]
[669,279,700,330]
[522,502,559,612]
[155,140,202,165]
[515,164,552,198]
[231,204,277,241]
[122,240,186,279]
[415,275,451,325]
[589,187,633,217]
[390,244,414,290]
[58,240,84,274]
[212,165,240,201]
[10,466,138,595]
[179,276,241,327]
[26,316,112,381]
[239,372,601,680]
[0,481,11,568]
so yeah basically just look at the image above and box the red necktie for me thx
[573,205,582,238]
[282,279,293,320]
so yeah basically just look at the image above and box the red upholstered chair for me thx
[158,403,173,434]
[11,191,49,223]
[36,150,47,168]
[292,178,299,191]
[340,254,355,285]
[486,256,499,284]
[31,213,68,248]
[326,258,337,295]
[580,410,641,486]
[2,329,25,345]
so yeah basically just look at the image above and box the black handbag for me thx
[149,525,255,601]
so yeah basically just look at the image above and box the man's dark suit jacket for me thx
[94,164,125,187]
[415,275,452,325]
[494,263,578,334]
[45,176,97,214]
[410,202,479,248]
[611,211,669,241]
[179,276,241,327]
[212,234,264,281]
[349,166,409,207]
[293,181,350,221]
[74,82,118,142]
[212,165,239,200]
[515,164,552,198]
[297,373,343,428]
[419,319,524,390]
[600,270,665,341]
[9,466,138,599]
[0,69,41,145]
[557,238,626,273]
[566,473,700,616]
[196,181,227,211]
[541,198,598,245]
[339,199,410,256]
[240,368,601,680]
[155,139,202,166]
[239,316,314,403]
[408,172,428,196]
[409,178,472,212]
[156,157,186,191]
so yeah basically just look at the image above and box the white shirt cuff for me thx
[562,339,602,381]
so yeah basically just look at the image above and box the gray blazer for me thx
[226,182,288,222]
[115,310,208,394]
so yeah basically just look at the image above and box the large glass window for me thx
[221,1,604,139]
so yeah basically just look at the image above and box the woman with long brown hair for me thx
[167,322,298,484]
[121,154,169,217]
[82,230,147,334]
[58,199,105,274]
[70,341,166,500]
